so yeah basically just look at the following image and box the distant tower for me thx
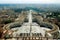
[44,14,46,18]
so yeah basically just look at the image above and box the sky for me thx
[0,0,60,4]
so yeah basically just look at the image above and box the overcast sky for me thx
[0,0,60,4]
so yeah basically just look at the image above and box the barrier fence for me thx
[0,37,59,40]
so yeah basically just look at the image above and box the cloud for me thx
[0,0,60,4]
